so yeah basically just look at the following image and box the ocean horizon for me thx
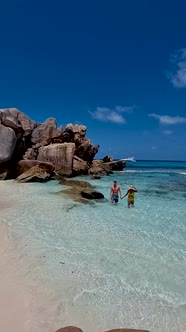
[1,160,186,332]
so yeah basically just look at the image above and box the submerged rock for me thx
[59,179,92,189]
[58,179,104,203]
[81,190,104,199]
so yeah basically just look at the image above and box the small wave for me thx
[125,170,171,173]
[124,170,186,175]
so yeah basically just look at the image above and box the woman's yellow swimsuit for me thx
[128,190,134,203]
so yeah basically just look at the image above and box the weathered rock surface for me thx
[0,124,17,164]
[65,123,87,144]
[54,327,83,332]
[108,160,126,170]
[105,329,150,332]
[62,124,99,163]
[75,141,99,164]
[37,143,75,177]
[23,147,38,160]
[72,156,89,176]
[54,327,149,332]
[0,108,35,136]
[16,159,54,176]
[0,108,22,131]
[102,155,114,162]
[0,171,8,180]
[16,164,53,182]
[89,159,126,176]
[89,160,112,176]
[31,117,63,147]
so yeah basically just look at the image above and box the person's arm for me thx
[118,186,122,199]
[110,188,113,201]
[121,191,128,199]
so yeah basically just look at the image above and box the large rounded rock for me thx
[0,109,22,131]
[31,117,63,147]
[0,124,17,164]
[37,143,75,176]
[0,108,35,136]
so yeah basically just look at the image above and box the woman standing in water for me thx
[121,185,138,207]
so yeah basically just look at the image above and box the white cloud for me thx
[163,130,173,135]
[149,113,186,125]
[168,48,186,88]
[115,106,134,113]
[89,106,134,124]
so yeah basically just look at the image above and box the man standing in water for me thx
[110,180,122,203]
[121,185,138,207]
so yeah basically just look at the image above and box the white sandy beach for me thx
[0,223,31,332]
[0,182,62,332]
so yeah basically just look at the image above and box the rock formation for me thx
[16,160,54,176]
[54,327,83,332]
[0,124,17,164]
[54,327,150,332]
[31,117,63,147]
[0,107,126,180]
[16,164,52,182]
[37,143,75,177]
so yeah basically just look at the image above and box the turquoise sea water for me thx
[1,161,186,332]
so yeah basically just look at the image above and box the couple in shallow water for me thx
[110,180,138,207]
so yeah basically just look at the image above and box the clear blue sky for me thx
[0,0,186,160]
